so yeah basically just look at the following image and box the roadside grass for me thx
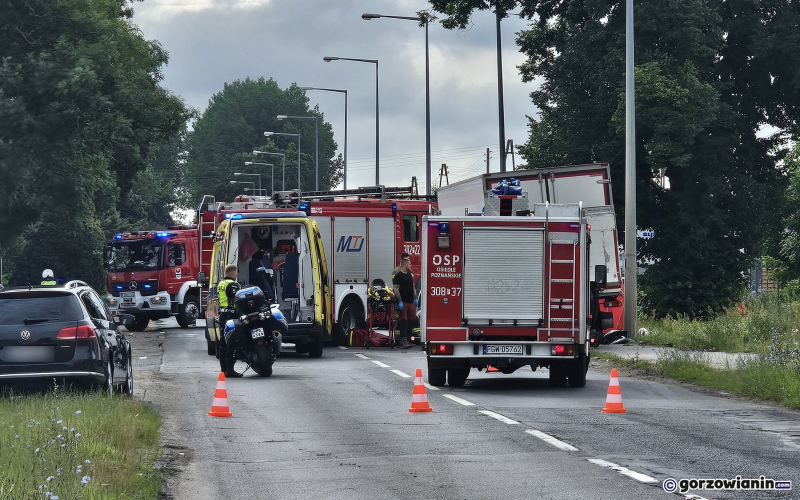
[0,387,161,500]
[592,349,800,410]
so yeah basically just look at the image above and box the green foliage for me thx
[0,0,190,289]
[428,0,800,317]
[182,78,342,204]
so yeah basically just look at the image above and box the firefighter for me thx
[41,269,57,285]
[391,252,410,280]
[217,264,242,377]
[392,257,417,349]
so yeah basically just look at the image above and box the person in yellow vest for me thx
[41,269,57,285]
[217,264,242,377]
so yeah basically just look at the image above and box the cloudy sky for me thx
[132,0,540,192]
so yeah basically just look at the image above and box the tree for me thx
[429,0,800,316]
[182,78,342,204]
[0,0,191,288]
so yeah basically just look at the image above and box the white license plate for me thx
[2,346,55,363]
[251,328,265,339]
[120,292,135,298]
[122,299,134,306]
[484,344,523,355]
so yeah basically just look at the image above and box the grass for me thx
[0,386,162,500]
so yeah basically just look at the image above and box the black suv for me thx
[0,281,133,394]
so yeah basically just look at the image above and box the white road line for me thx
[337,346,348,350]
[390,369,412,378]
[587,458,659,484]
[138,356,147,360]
[478,410,520,425]
[371,360,391,368]
[442,394,475,406]
[525,429,579,451]
[423,383,440,391]
[682,495,710,500]
[354,353,371,360]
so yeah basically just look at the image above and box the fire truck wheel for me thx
[177,295,200,328]
[567,355,588,387]
[428,367,446,387]
[126,315,150,332]
[308,339,324,358]
[336,298,364,345]
[548,364,568,387]
[447,368,469,387]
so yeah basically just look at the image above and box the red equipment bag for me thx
[347,327,368,347]
[366,329,392,347]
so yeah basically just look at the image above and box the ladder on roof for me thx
[273,185,416,205]
[197,195,219,307]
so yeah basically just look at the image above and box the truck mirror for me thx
[594,265,608,287]
[197,272,207,285]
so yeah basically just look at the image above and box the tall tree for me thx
[429,0,800,316]
[182,78,342,204]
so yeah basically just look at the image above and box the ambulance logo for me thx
[336,235,365,253]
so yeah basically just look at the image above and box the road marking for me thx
[525,429,579,451]
[354,353,370,360]
[587,458,658,484]
[682,495,710,500]
[442,394,475,406]
[423,383,440,391]
[337,346,348,350]
[390,369,412,378]
[478,410,519,425]
[138,356,147,360]
[371,360,391,368]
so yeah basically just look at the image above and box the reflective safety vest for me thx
[41,280,57,285]
[217,277,236,308]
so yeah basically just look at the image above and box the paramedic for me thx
[391,252,410,279]
[217,264,242,377]
[392,257,416,349]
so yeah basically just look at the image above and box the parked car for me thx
[0,281,134,395]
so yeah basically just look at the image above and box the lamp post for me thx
[253,151,286,191]
[323,56,379,185]
[233,172,262,193]
[624,0,638,337]
[362,13,430,195]
[277,115,319,191]
[495,9,507,172]
[229,180,256,194]
[243,163,275,195]
[264,132,301,191]
[299,87,348,189]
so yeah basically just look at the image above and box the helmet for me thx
[42,269,54,279]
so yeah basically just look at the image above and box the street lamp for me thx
[299,87,348,189]
[362,13,431,195]
[229,180,256,194]
[277,115,319,191]
[323,56,380,185]
[253,151,286,191]
[243,163,275,195]
[264,132,302,191]
[233,172,262,193]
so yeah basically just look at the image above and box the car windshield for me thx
[108,240,165,271]
[0,294,83,325]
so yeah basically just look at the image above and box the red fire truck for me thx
[435,163,624,344]
[422,188,611,387]
[196,186,436,348]
[105,228,202,331]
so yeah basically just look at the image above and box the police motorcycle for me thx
[222,284,287,377]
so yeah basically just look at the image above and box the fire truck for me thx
[435,163,624,344]
[196,186,436,352]
[422,185,611,387]
[105,227,201,331]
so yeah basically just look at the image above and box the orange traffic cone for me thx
[602,368,626,413]
[208,372,233,418]
[487,365,499,372]
[408,368,433,413]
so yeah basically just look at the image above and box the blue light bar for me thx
[115,285,123,290]
[155,232,170,238]
[114,234,123,240]
[224,213,244,219]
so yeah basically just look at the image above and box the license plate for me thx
[122,298,134,306]
[1,346,55,363]
[120,292,135,298]
[251,328,265,339]
[484,344,523,355]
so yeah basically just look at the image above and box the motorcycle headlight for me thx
[259,311,270,321]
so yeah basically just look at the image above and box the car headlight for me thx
[149,297,168,305]
[107,298,118,307]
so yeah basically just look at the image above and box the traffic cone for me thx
[208,372,233,418]
[602,368,627,413]
[408,368,433,413]
[487,365,499,372]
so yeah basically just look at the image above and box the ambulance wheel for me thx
[177,294,199,328]
[549,363,568,387]
[126,315,150,332]
[567,354,588,387]
[447,368,469,387]
[428,367,446,387]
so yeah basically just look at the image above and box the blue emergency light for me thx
[114,234,123,240]
[155,232,170,238]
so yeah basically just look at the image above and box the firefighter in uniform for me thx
[217,264,242,377]
[41,269,57,285]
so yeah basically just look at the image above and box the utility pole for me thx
[506,139,516,170]
[438,164,450,188]
[623,0,638,337]
[411,176,419,196]
[486,148,491,173]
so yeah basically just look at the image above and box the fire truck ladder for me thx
[274,185,416,205]
[197,195,219,307]
[546,204,581,338]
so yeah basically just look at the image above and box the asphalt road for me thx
[133,320,799,500]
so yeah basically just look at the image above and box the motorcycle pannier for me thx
[234,286,266,314]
